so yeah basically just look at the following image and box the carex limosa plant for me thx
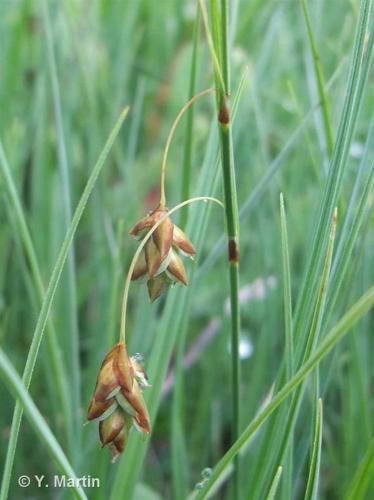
[87,90,222,461]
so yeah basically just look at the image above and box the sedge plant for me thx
[1,1,373,499]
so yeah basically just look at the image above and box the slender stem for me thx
[206,0,241,497]
[301,0,334,156]
[198,0,225,94]
[119,197,223,343]
[159,88,215,208]
[180,6,201,228]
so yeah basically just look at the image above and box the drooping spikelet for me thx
[130,207,196,301]
[87,343,151,462]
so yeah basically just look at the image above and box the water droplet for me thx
[132,353,144,363]
[201,467,212,479]
[195,482,204,490]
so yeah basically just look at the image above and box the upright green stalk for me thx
[208,0,241,496]
[301,0,334,156]
[180,7,200,228]
[42,0,81,446]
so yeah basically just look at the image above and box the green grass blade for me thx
[293,0,373,344]
[198,0,225,93]
[0,107,129,500]
[344,436,374,500]
[171,9,202,498]
[304,399,323,500]
[180,5,200,228]
[190,285,374,499]
[42,0,81,441]
[324,159,374,322]
[300,0,334,156]
[250,207,337,499]
[279,193,294,499]
[280,193,294,378]
[0,139,74,491]
[265,466,283,500]
[171,318,191,500]
[0,349,87,500]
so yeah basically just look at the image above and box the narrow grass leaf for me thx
[280,193,294,377]
[304,399,323,500]
[265,466,283,500]
[293,0,373,344]
[0,140,74,496]
[0,349,87,500]
[0,107,129,500]
[344,437,374,500]
[190,285,374,499]
[300,0,334,155]
[42,0,80,436]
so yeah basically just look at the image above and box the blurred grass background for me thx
[0,0,373,499]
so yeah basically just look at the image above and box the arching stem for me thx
[159,88,215,208]
[119,196,224,343]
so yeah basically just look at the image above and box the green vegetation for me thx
[0,1,373,499]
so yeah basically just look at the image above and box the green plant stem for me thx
[198,55,347,278]
[0,107,129,500]
[211,0,241,497]
[301,0,334,156]
[181,6,200,228]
